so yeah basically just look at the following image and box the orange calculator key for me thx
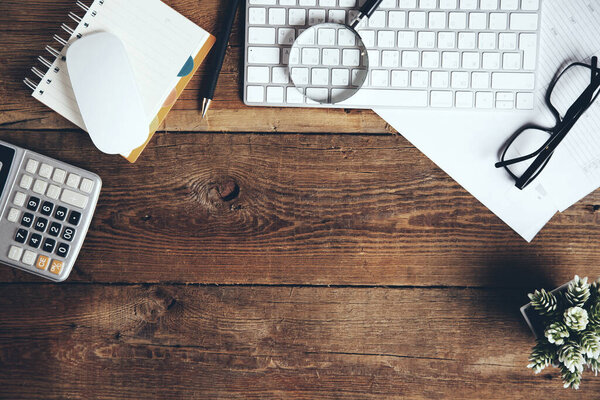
[49,260,63,275]
[36,255,50,270]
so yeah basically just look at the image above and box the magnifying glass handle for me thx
[350,0,385,28]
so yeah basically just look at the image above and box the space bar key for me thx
[340,89,429,107]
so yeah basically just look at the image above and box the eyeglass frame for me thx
[495,56,600,190]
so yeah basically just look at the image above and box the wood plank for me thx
[1,284,598,399]
[0,130,600,285]
[0,0,390,133]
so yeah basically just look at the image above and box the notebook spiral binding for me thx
[23,1,97,92]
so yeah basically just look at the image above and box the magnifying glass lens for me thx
[288,23,369,104]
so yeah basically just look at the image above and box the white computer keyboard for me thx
[243,0,541,109]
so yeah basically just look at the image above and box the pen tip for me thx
[201,98,211,119]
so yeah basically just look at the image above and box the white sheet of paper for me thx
[374,0,600,241]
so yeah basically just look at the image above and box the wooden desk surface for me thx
[1,1,600,398]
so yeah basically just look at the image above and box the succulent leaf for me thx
[564,307,589,332]
[544,322,570,345]
[527,340,556,374]
[528,288,558,316]
[565,275,590,307]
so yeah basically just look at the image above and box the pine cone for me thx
[591,278,600,302]
[558,340,585,373]
[560,364,582,390]
[528,288,558,316]
[527,340,556,374]
[580,331,600,359]
[564,306,589,332]
[565,275,590,307]
[588,357,600,376]
[544,322,570,345]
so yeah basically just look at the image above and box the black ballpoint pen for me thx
[201,0,242,119]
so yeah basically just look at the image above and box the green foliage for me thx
[563,306,589,332]
[544,322,569,345]
[527,275,600,390]
[528,288,558,316]
[565,275,590,307]
[527,340,555,374]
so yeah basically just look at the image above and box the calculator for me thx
[0,140,101,282]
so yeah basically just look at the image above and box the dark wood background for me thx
[1,0,600,398]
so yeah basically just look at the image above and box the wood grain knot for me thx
[135,289,178,323]
[208,179,240,203]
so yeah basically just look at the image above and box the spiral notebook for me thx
[24,0,215,162]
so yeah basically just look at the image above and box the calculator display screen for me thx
[0,145,15,200]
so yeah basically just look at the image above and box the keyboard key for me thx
[479,32,496,49]
[469,13,487,29]
[451,71,469,88]
[36,254,50,270]
[500,0,518,10]
[439,0,457,8]
[422,51,439,68]
[62,227,76,242]
[21,212,33,227]
[462,52,480,69]
[429,12,446,29]
[442,52,460,68]
[503,53,521,70]
[521,0,539,10]
[480,0,497,9]
[40,201,54,216]
[460,0,477,9]
[449,12,467,29]
[489,12,507,29]
[22,250,36,266]
[248,7,266,24]
[499,32,517,49]
[25,159,39,174]
[378,31,395,47]
[420,0,436,7]
[328,9,346,24]
[371,70,389,86]
[417,31,435,48]
[510,13,538,30]
[342,49,361,66]
[266,86,284,103]
[458,32,476,49]
[411,71,429,87]
[46,184,61,200]
[272,67,289,83]
[476,91,494,108]
[32,179,48,195]
[247,66,270,83]
[391,70,409,87]
[26,196,40,211]
[248,27,276,44]
[19,174,33,190]
[56,242,70,258]
[278,28,295,45]
[8,245,23,261]
[322,49,340,65]
[48,222,62,237]
[397,31,415,47]
[13,191,26,207]
[431,71,449,88]
[331,69,350,85]
[482,52,500,69]
[520,33,538,70]
[43,238,56,253]
[52,168,66,183]
[60,189,89,209]
[29,233,42,249]
[34,217,48,232]
[317,28,336,45]
[289,8,306,25]
[516,92,535,110]
[66,173,81,188]
[49,260,64,275]
[472,72,490,88]
[311,68,329,85]
[269,8,285,24]
[54,206,68,221]
[249,0,276,4]
[308,9,325,24]
[438,32,455,49]
[15,228,28,244]
[248,47,280,64]
[430,91,453,107]
[491,72,535,90]
[381,51,400,67]
[369,11,386,28]
[39,163,53,179]
[455,91,474,108]
[388,11,406,28]
[291,67,309,84]
[402,51,419,68]
[7,208,20,223]
[408,11,426,28]
[286,87,305,103]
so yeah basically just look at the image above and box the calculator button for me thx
[19,174,33,190]
[62,227,75,242]
[20,212,33,227]
[40,201,54,216]
[26,196,40,211]
[32,179,48,195]
[61,189,88,209]
[22,250,36,266]
[42,238,56,253]
[25,159,39,174]
[54,206,67,221]
[80,178,94,193]
[49,260,63,275]
[68,211,81,226]
[28,233,42,248]
[48,222,61,237]
[66,173,81,188]
[8,245,23,261]
[52,168,66,184]
[7,208,20,223]
[39,163,53,179]
[36,254,50,270]
[15,228,28,243]
[46,184,61,200]
[13,192,26,207]
[34,217,48,232]
[56,242,69,258]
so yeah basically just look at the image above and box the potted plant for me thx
[521,276,600,389]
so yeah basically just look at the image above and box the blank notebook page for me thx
[31,0,213,157]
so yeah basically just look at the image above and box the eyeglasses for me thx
[495,56,600,190]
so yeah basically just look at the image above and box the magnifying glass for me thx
[288,0,384,104]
